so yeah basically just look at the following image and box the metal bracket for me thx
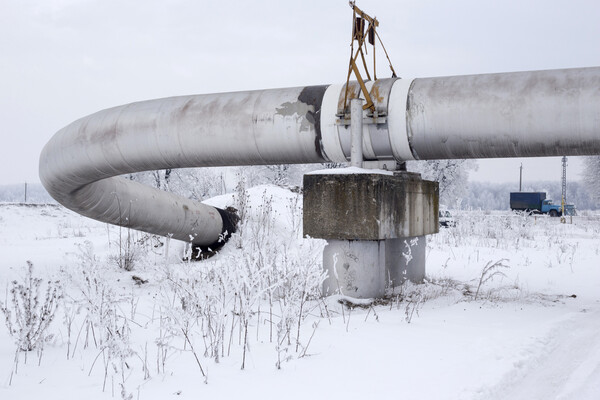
[343,2,397,113]
[335,111,387,126]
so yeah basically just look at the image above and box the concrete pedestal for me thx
[322,240,385,298]
[322,236,426,298]
[384,236,426,286]
[304,170,438,298]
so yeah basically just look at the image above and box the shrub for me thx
[0,261,61,352]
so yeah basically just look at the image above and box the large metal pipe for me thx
[40,86,330,246]
[40,66,600,245]
[408,67,600,160]
[319,67,600,162]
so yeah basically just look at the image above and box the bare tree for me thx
[583,156,600,201]
[407,159,478,208]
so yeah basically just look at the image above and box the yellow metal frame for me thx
[344,1,397,113]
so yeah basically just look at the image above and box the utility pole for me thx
[561,156,567,223]
[519,163,523,192]
[24,182,27,203]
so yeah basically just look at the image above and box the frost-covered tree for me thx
[0,183,55,203]
[583,156,600,201]
[128,168,227,201]
[168,168,227,200]
[464,180,598,211]
[127,163,316,203]
[407,159,478,208]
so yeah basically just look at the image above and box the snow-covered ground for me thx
[0,186,599,400]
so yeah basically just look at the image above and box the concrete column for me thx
[322,240,385,298]
[384,236,426,286]
[304,171,439,299]
[322,236,426,298]
[350,98,364,168]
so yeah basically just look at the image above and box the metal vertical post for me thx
[561,156,567,223]
[519,163,522,192]
[561,156,567,204]
[350,98,364,168]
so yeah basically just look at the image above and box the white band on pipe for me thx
[388,78,416,161]
[320,84,347,163]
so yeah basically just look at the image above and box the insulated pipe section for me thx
[41,66,600,245]
[40,86,329,246]
[406,67,600,159]
[320,66,600,163]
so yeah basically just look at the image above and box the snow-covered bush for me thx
[0,261,61,353]
[62,241,137,393]
[110,229,141,271]
[156,187,326,376]
[64,242,121,348]
[473,259,510,301]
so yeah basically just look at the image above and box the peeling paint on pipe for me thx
[40,86,329,246]
[320,67,600,162]
[40,66,600,246]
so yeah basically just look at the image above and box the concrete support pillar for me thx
[322,236,426,298]
[384,236,426,286]
[303,171,439,298]
[323,240,385,298]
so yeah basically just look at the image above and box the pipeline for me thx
[39,67,600,246]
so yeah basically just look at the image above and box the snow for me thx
[306,166,394,175]
[0,193,599,400]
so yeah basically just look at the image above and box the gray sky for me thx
[2,0,600,185]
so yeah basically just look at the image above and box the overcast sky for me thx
[2,0,600,185]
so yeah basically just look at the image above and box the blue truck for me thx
[510,192,576,217]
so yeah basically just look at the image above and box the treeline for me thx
[465,180,598,210]
[0,183,56,204]
[2,176,597,211]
